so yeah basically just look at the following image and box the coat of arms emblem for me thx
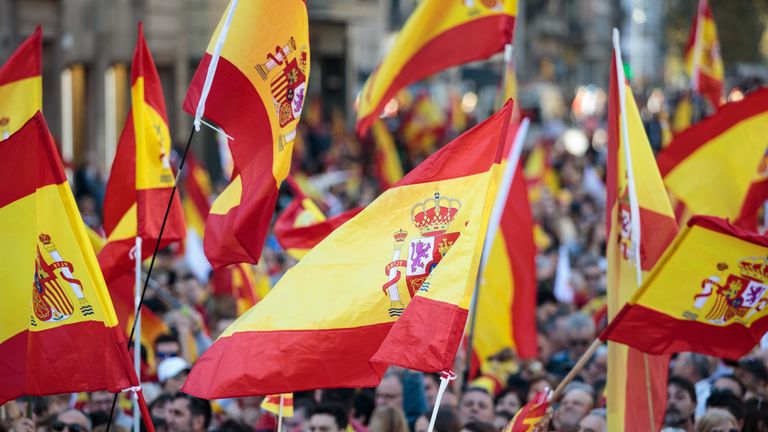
[381,191,462,317]
[685,258,768,324]
[255,37,309,151]
[32,233,93,325]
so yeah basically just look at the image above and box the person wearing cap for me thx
[157,356,191,394]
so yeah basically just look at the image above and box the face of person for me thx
[664,383,695,427]
[458,390,495,424]
[713,377,743,398]
[167,398,203,432]
[375,376,403,408]
[54,410,90,432]
[577,414,606,432]
[87,391,113,415]
[555,389,593,430]
[155,341,181,364]
[415,415,429,432]
[151,399,171,421]
[496,392,521,414]
[424,376,439,407]
[308,413,342,432]
[163,370,189,394]
[567,328,594,359]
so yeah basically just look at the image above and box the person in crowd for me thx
[368,406,409,432]
[494,389,522,417]
[665,376,698,432]
[705,389,744,430]
[308,403,349,432]
[711,375,746,399]
[166,393,212,432]
[157,356,191,394]
[548,313,596,378]
[53,409,91,432]
[553,383,594,432]
[673,353,717,418]
[457,388,495,425]
[577,408,606,432]
[693,408,738,432]
[376,375,404,410]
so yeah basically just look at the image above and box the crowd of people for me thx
[3,81,768,432]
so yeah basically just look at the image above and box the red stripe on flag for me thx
[357,15,515,135]
[0,26,41,86]
[181,323,392,398]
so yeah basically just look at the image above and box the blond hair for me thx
[694,408,737,432]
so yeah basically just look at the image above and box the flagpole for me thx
[133,236,142,432]
[277,394,285,432]
[613,28,656,431]
[463,117,530,385]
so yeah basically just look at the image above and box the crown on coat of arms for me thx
[736,257,768,282]
[39,233,52,244]
[410,191,461,236]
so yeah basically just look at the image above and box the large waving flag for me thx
[182,102,513,398]
[473,164,537,367]
[605,43,678,432]
[658,89,768,231]
[356,0,516,135]
[685,0,724,107]
[0,113,137,403]
[603,216,768,360]
[99,24,186,282]
[0,27,42,139]
[184,1,310,268]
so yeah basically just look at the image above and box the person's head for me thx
[154,334,181,364]
[424,374,441,408]
[494,389,522,415]
[673,353,715,384]
[458,388,495,425]
[284,396,316,432]
[166,392,211,432]
[554,383,594,432]
[149,393,174,422]
[712,375,745,399]
[375,374,403,409]
[577,408,607,432]
[86,391,113,416]
[309,403,349,432]
[157,356,191,393]
[368,405,409,432]
[736,358,768,397]
[459,421,496,432]
[742,397,768,432]
[694,408,738,432]
[527,377,553,403]
[705,389,744,427]
[54,409,92,432]
[666,376,697,429]
[433,406,462,432]
[564,313,596,360]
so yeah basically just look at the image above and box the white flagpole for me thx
[277,395,285,432]
[612,29,643,288]
[133,237,142,432]
[193,0,239,132]
[426,372,457,432]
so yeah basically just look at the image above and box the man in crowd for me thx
[548,313,596,378]
[166,392,211,432]
[664,376,697,432]
[577,408,606,432]
[308,403,349,432]
[457,387,495,425]
[53,409,91,432]
[553,383,594,432]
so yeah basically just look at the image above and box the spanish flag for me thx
[0,113,137,403]
[602,216,768,360]
[658,89,768,231]
[685,0,724,108]
[672,92,693,134]
[504,390,551,432]
[605,46,677,431]
[0,26,41,139]
[99,24,186,282]
[261,394,294,417]
[182,101,514,398]
[356,0,516,135]
[524,143,559,203]
[474,165,537,366]
[182,154,212,241]
[184,0,310,268]
[372,120,404,190]
[401,94,448,157]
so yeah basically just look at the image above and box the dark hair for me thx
[311,403,349,430]
[210,419,255,432]
[321,388,356,412]
[462,387,492,401]
[352,390,375,425]
[495,388,524,408]
[742,398,768,432]
[175,392,212,429]
[149,393,174,413]
[740,358,768,382]
[154,333,181,348]
[706,388,745,421]
[668,375,697,404]
[460,421,496,432]
[433,407,461,432]
[495,410,515,422]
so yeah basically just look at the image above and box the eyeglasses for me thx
[156,350,180,360]
[569,338,591,347]
[52,420,84,432]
